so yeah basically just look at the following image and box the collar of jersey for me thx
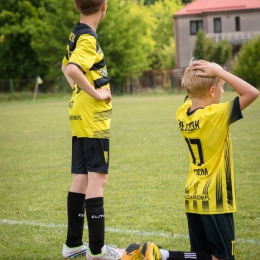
[187,107,204,116]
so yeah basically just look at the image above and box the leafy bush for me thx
[193,30,232,65]
[231,35,260,89]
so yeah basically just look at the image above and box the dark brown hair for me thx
[74,0,106,15]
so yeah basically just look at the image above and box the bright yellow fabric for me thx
[176,97,241,214]
[63,24,112,138]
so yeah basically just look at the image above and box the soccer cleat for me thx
[87,244,124,260]
[120,243,142,260]
[141,241,162,260]
[62,242,88,259]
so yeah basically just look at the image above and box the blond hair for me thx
[74,0,105,15]
[181,60,222,98]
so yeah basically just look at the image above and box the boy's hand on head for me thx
[97,87,112,103]
[190,60,223,77]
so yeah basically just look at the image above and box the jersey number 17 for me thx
[185,138,204,166]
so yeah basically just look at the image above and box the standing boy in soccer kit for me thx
[61,0,123,259]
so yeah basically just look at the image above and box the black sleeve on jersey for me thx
[67,62,86,74]
[69,23,98,52]
[184,95,189,103]
[228,96,243,125]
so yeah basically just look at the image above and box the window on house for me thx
[214,18,222,33]
[235,16,240,31]
[190,20,204,35]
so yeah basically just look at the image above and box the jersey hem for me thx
[71,134,110,139]
[185,210,237,214]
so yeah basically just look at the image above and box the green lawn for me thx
[0,92,259,259]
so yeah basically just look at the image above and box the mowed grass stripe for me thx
[1,218,260,245]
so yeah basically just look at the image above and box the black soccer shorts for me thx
[71,136,109,174]
[186,212,235,260]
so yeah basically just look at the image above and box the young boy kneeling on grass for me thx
[121,59,258,260]
[175,59,258,260]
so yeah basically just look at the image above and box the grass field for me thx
[0,92,259,260]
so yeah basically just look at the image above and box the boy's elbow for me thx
[66,64,78,78]
[252,87,259,101]
[61,63,66,74]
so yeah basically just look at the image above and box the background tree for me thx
[143,0,158,5]
[144,0,192,4]
[148,0,182,69]
[193,29,232,66]
[231,35,260,88]
[211,40,232,66]
[98,0,155,86]
[0,0,183,86]
[28,0,78,78]
[0,0,46,79]
[181,0,193,4]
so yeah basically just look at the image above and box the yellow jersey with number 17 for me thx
[176,96,243,214]
[62,23,112,138]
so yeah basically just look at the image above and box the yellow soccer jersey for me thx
[62,23,112,138]
[176,96,243,214]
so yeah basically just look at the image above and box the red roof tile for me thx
[174,0,260,16]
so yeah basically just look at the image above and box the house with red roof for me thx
[173,0,260,69]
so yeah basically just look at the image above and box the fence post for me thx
[10,78,14,97]
[171,77,175,90]
[152,75,156,89]
[61,76,66,92]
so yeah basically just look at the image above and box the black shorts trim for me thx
[71,137,109,174]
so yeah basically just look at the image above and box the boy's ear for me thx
[101,1,107,11]
[74,4,79,12]
[209,86,215,97]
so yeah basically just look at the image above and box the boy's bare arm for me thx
[61,64,75,90]
[191,60,259,110]
[66,63,112,103]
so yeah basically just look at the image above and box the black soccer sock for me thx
[66,191,85,248]
[85,197,105,255]
[168,250,212,260]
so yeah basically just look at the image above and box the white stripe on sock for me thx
[184,252,197,259]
